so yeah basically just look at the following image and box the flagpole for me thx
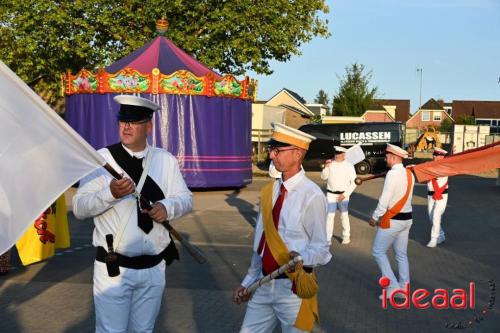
[103,163,207,264]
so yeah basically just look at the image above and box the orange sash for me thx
[379,168,413,229]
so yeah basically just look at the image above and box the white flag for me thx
[345,143,366,165]
[0,61,105,254]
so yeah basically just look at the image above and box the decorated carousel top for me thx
[62,19,257,100]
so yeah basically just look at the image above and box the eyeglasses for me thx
[267,147,297,156]
[119,119,150,127]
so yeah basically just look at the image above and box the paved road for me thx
[1,172,499,333]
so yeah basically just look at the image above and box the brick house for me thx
[264,88,314,129]
[406,98,454,129]
[451,100,500,134]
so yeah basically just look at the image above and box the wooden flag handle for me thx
[354,171,388,185]
[103,163,207,264]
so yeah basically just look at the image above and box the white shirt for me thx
[372,163,414,220]
[321,160,357,197]
[241,169,332,288]
[427,176,449,191]
[72,144,192,256]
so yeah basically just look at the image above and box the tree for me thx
[455,115,476,125]
[314,89,330,116]
[439,118,453,132]
[0,0,330,106]
[332,63,377,116]
[314,89,330,106]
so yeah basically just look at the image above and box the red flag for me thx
[412,141,500,183]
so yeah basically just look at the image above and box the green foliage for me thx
[310,115,322,124]
[439,118,453,132]
[314,89,329,105]
[455,115,476,125]
[332,63,377,116]
[314,89,330,115]
[0,0,330,106]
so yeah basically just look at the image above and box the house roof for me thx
[452,100,500,119]
[282,88,306,104]
[420,98,445,111]
[373,99,410,122]
[279,104,313,118]
[367,103,387,111]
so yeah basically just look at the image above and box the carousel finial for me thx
[156,18,169,36]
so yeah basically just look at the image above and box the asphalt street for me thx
[1,172,499,333]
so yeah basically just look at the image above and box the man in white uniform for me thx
[233,123,331,333]
[321,146,357,245]
[73,95,192,333]
[369,144,414,299]
[426,147,449,248]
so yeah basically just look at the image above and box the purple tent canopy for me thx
[106,36,222,79]
[65,36,252,188]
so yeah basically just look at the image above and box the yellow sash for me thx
[261,181,318,331]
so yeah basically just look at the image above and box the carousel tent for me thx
[64,34,255,188]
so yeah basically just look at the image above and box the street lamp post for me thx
[417,68,423,108]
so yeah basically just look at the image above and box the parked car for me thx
[299,122,405,174]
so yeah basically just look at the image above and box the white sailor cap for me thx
[334,146,347,153]
[114,95,160,121]
[267,123,316,150]
[385,143,409,159]
[433,147,448,156]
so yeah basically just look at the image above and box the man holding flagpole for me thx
[369,144,414,299]
[73,95,192,333]
[233,123,331,333]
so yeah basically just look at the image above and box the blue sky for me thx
[247,0,500,113]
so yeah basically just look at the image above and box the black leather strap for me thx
[392,212,412,220]
[107,143,165,233]
[428,189,448,195]
[96,246,165,269]
[327,190,345,195]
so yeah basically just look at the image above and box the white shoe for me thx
[437,235,445,244]
[426,239,437,248]
[341,238,351,245]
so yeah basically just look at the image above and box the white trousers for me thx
[240,279,307,333]
[372,219,412,292]
[93,260,166,333]
[326,193,350,242]
[427,194,447,241]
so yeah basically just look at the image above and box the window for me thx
[476,119,491,125]
[422,111,430,121]
[433,113,441,121]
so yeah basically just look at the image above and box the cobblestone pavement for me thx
[1,172,499,333]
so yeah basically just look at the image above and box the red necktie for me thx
[258,183,287,275]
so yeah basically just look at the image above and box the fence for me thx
[251,129,273,162]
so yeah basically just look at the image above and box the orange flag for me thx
[412,141,500,183]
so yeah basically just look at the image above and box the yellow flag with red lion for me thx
[15,194,71,265]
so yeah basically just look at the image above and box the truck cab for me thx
[299,122,405,174]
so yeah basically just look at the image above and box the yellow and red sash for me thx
[379,168,413,229]
[261,181,318,331]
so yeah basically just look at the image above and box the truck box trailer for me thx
[298,122,405,174]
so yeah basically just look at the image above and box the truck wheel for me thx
[355,160,372,175]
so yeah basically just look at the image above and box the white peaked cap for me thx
[385,143,409,159]
[114,95,160,111]
[334,146,347,153]
[269,122,316,150]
